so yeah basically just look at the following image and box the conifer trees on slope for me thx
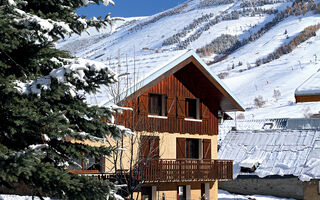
[0,0,130,199]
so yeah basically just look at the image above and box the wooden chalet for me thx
[295,70,320,103]
[74,50,245,200]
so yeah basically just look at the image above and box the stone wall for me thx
[304,179,320,200]
[218,176,303,200]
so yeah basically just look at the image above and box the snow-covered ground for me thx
[0,194,54,200]
[0,190,295,200]
[218,190,295,200]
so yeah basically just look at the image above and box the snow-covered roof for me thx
[89,50,188,105]
[219,129,320,181]
[219,118,288,145]
[90,50,245,111]
[295,70,320,100]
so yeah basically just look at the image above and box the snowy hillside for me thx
[58,0,320,119]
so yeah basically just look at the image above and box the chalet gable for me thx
[103,50,245,112]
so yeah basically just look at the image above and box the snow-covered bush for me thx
[273,89,281,101]
[254,95,266,108]
[302,106,313,118]
[217,72,229,79]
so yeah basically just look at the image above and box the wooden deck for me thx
[70,159,233,183]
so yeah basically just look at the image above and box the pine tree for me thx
[0,0,129,199]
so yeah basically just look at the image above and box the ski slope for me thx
[58,0,320,119]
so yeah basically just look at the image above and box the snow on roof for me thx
[89,50,245,111]
[218,129,320,181]
[240,158,261,169]
[218,119,288,145]
[295,69,320,96]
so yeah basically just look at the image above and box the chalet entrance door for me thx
[201,183,205,200]
[141,187,152,200]
[177,185,186,200]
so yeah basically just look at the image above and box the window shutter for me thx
[139,136,159,159]
[176,138,186,159]
[139,136,150,158]
[202,104,210,119]
[138,94,148,114]
[176,97,185,118]
[150,137,160,158]
[196,98,201,119]
[161,95,166,116]
[167,97,176,117]
[203,139,211,159]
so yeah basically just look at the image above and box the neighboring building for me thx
[73,50,245,200]
[218,118,320,200]
[295,70,320,103]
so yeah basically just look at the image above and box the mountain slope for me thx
[58,0,320,119]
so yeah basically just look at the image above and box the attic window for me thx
[185,98,200,119]
[148,93,166,116]
[262,122,274,129]
[240,159,260,173]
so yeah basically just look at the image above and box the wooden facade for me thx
[295,94,320,103]
[116,62,221,135]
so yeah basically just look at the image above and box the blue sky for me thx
[77,0,187,18]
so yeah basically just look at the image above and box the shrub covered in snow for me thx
[254,95,266,107]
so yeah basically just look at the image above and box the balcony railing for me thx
[133,159,233,183]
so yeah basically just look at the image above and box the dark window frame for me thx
[148,93,167,116]
[185,98,201,119]
[186,138,200,159]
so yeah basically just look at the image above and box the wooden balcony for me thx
[133,159,233,183]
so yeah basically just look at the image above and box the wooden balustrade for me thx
[70,159,233,184]
[133,159,233,183]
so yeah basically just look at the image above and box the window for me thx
[185,98,201,119]
[148,93,166,116]
[177,138,210,159]
[186,139,199,159]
